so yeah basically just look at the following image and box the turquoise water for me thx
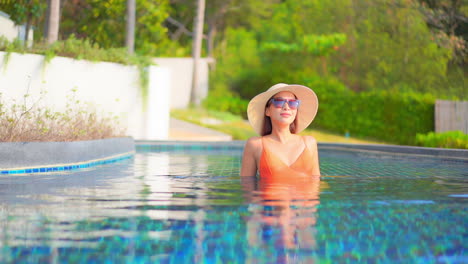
[0,145,467,263]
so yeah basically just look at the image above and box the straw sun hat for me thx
[247,83,319,135]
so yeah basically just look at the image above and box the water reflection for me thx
[242,175,323,262]
[1,149,466,263]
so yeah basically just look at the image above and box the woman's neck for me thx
[269,126,294,143]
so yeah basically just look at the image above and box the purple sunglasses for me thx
[269,98,301,109]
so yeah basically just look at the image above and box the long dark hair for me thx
[260,95,298,136]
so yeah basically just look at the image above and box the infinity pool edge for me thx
[0,137,135,174]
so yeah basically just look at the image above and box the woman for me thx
[240,83,320,177]
[240,83,321,254]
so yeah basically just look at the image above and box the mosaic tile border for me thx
[319,143,468,160]
[0,151,134,175]
[135,140,468,160]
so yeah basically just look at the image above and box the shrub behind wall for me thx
[312,89,435,145]
[416,131,468,149]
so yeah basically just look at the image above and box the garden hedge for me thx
[204,89,435,145]
[313,90,435,145]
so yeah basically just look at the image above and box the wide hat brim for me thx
[247,83,319,135]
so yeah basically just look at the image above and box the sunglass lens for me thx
[288,100,300,109]
[272,99,286,108]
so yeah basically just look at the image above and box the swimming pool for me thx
[1,142,467,263]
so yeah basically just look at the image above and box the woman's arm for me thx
[306,136,321,177]
[240,137,260,176]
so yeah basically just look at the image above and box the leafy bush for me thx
[309,82,435,145]
[262,33,346,56]
[202,91,249,119]
[248,76,434,145]
[415,131,468,149]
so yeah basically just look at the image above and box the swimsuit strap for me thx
[301,135,308,150]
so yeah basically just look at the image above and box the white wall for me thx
[0,12,16,41]
[0,51,171,140]
[0,11,33,45]
[154,57,212,109]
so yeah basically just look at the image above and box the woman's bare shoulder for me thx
[245,136,263,148]
[302,135,318,147]
[243,136,263,160]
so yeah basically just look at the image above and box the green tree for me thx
[166,0,280,56]
[253,0,452,95]
[417,0,467,65]
[210,27,262,98]
[211,0,462,100]
[60,0,177,55]
[343,0,452,93]
[0,0,46,42]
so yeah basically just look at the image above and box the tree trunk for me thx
[207,22,216,57]
[126,0,136,54]
[47,0,60,44]
[43,0,50,40]
[190,0,206,106]
[25,14,31,46]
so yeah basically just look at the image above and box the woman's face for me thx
[265,91,298,126]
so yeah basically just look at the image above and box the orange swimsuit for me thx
[258,136,320,206]
[259,136,315,179]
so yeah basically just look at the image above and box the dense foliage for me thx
[1,0,467,145]
[1,0,185,56]
[210,1,465,99]
[60,0,186,56]
[311,86,436,145]
[204,0,466,145]
[416,131,468,149]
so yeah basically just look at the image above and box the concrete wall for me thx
[0,11,33,45]
[154,57,212,109]
[0,51,170,140]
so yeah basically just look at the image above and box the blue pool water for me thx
[0,144,467,263]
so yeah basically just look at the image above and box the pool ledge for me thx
[319,142,468,160]
[0,137,135,174]
[136,140,468,160]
